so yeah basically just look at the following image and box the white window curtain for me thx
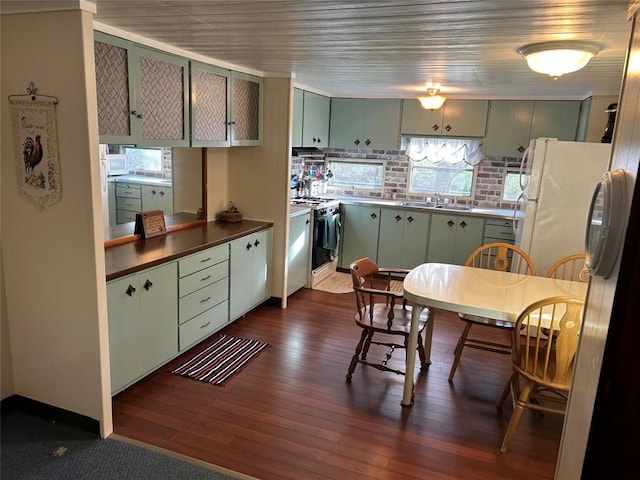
[405,137,485,165]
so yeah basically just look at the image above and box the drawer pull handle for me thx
[201,275,212,282]
[125,285,136,297]
[200,296,211,303]
[200,257,211,263]
[200,321,211,329]
[143,279,153,291]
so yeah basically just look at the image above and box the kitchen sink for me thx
[398,201,437,208]
[433,205,473,212]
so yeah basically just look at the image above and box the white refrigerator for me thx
[515,138,612,277]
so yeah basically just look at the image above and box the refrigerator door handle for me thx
[518,145,530,190]
[512,191,529,236]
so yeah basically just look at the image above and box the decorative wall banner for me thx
[9,97,61,210]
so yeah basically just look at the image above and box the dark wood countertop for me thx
[105,219,273,281]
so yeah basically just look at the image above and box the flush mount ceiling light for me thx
[517,40,603,78]
[417,83,447,110]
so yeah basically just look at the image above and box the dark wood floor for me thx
[113,288,564,480]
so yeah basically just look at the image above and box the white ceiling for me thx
[3,1,636,99]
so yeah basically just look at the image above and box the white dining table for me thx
[401,263,588,407]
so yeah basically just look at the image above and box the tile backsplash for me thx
[291,148,521,210]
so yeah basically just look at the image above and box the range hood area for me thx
[291,146,325,158]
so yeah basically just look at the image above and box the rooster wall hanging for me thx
[9,82,61,210]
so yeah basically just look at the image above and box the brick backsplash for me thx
[291,148,521,209]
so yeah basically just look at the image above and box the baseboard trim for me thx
[0,394,100,435]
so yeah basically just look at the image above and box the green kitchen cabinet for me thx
[292,88,304,147]
[287,211,312,296]
[229,228,272,321]
[427,213,485,265]
[95,32,190,147]
[107,262,178,394]
[190,62,231,147]
[484,100,535,157]
[302,91,331,148]
[141,184,173,214]
[339,204,381,269]
[483,218,516,245]
[401,99,488,137]
[329,98,401,150]
[230,71,263,146]
[377,208,430,269]
[530,100,581,142]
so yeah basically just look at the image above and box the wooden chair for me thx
[448,242,536,383]
[500,295,585,453]
[347,257,432,383]
[546,253,589,282]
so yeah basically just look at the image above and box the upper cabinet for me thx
[95,32,190,147]
[302,91,330,148]
[484,100,581,157]
[95,32,262,147]
[330,98,401,150]
[292,89,330,148]
[401,99,489,138]
[230,71,263,146]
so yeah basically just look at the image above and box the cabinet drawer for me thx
[485,220,515,241]
[179,301,228,352]
[178,244,229,277]
[115,186,142,198]
[179,278,228,324]
[179,261,228,298]
[116,209,138,224]
[116,196,142,212]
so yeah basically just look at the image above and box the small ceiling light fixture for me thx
[517,40,603,78]
[417,83,447,110]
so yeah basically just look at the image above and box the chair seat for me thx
[356,305,428,335]
[458,313,514,330]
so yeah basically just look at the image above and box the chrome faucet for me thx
[434,192,442,204]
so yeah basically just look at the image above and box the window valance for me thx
[405,137,485,166]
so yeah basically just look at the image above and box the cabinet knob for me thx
[131,110,143,119]
[432,124,440,132]
[125,284,136,296]
[143,279,153,290]
[459,220,467,228]
[246,242,252,250]
[227,121,236,126]
[407,216,414,223]
[254,239,260,247]
[159,190,165,196]
[517,145,526,153]
[354,139,361,146]
[447,220,454,227]
[306,219,310,225]
[151,189,156,195]
[395,215,402,222]
[444,124,452,132]
[370,212,377,219]
[364,139,371,146]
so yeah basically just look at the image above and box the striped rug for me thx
[170,334,269,386]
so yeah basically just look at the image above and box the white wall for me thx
[0,9,112,435]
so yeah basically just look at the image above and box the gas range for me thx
[290,196,340,210]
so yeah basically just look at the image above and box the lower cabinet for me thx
[107,262,178,394]
[484,218,515,245]
[287,212,311,296]
[377,208,430,269]
[427,214,485,265]
[141,184,173,214]
[229,228,272,321]
[339,204,381,269]
[177,243,229,352]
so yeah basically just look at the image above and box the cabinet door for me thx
[287,212,311,296]
[190,61,230,147]
[530,100,581,141]
[138,262,178,374]
[229,236,252,321]
[451,216,485,265]
[142,184,173,213]
[156,186,173,214]
[107,274,141,393]
[484,100,534,157]
[94,33,135,144]
[329,98,365,148]
[427,214,458,264]
[251,229,271,304]
[292,88,304,148]
[340,204,380,269]
[302,91,330,147]
[230,71,263,146]
[378,208,430,269]
[131,46,190,147]
[363,99,401,149]
[441,100,489,137]
[401,98,444,135]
